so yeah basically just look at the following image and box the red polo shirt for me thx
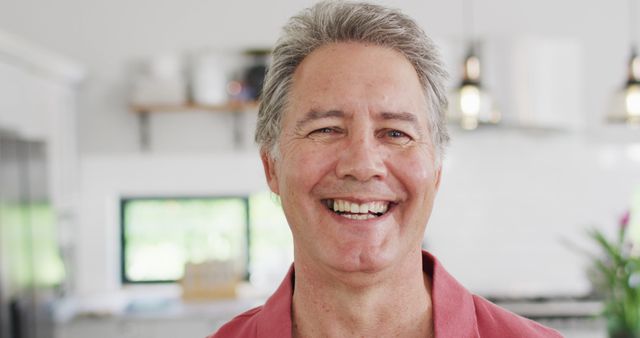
[209,251,562,337]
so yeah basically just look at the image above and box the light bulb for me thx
[459,85,481,130]
[460,85,480,116]
[625,84,640,118]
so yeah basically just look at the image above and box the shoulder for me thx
[472,295,563,337]
[207,306,263,338]
[209,265,295,338]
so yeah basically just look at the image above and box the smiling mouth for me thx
[322,199,395,220]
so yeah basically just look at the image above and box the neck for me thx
[291,249,433,338]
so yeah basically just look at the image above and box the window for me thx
[120,193,293,286]
[121,197,249,283]
[1,201,64,288]
[248,192,293,290]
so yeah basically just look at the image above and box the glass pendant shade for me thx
[449,49,501,130]
[608,50,640,125]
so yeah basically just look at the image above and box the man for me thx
[211,1,562,337]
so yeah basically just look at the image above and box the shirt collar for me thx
[425,251,480,337]
[255,265,294,337]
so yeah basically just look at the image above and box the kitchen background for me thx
[1,0,639,337]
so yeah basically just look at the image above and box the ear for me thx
[261,150,280,195]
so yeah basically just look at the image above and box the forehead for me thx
[286,42,428,123]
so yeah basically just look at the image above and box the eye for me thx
[378,129,413,145]
[387,130,405,138]
[307,127,344,140]
[313,127,335,134]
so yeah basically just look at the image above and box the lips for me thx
[322,198,394,220]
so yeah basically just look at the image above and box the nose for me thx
[335,131,387,182]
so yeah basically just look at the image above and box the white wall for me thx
[0,0,632,153]
[1,0,639,299]
[430,130,640,297]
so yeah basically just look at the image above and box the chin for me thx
[329,243,397,273]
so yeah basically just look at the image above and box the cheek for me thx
[388,150,439,207]
[399,151,437,184]
[280,143,336,193]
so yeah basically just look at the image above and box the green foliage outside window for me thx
[122,198,248,282]
[0,201,64,289]
[249,192,293,287]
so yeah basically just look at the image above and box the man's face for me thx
[262,42,442,274]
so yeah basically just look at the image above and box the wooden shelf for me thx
[130,101,260,151]
[131,101,259,114]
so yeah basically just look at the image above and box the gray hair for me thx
[255,0,449,163]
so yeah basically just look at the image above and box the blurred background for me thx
[0,0,639,337]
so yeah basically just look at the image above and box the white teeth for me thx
[341,213,376,220]
[379,202,389,214]
[350,203,359,213]
[329,199,391,216]
[359,203,369,213]
[370,202,379,213]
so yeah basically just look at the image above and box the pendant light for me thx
[608,0,640,125]
[448,0,500,130]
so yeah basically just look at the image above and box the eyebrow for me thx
[381,111,425,139]
[294,109,422,134]
[295,109,345,130]
[379,111,419,124]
